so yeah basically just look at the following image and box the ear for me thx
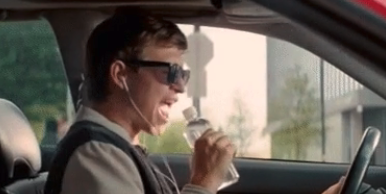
[110,60,128,89]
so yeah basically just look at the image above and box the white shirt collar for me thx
[74,105,132,143]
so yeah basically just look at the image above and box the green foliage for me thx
[225,94,254,157]
[270,65,321,160]
[140,119,191,154]
[0,20,68,138]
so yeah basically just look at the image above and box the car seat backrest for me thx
[0,99,43,194]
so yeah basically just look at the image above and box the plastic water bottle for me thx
[182,106,240,190]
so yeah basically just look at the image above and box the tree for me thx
[225,93,255,157]
[270,65,320,160]
[0,20,68,139]
[140,119,191,154]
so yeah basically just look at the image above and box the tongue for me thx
[159,104,170,119]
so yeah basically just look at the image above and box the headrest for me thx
[0,99,41,186]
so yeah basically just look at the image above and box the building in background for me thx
[264,37,386,164]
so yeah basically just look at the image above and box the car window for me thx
[140,24,386,165]
[0,19,70,148]
[3,20,385,166]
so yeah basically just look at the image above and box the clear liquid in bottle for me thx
[182,106,240,191]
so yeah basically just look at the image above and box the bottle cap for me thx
[182,106,198,121]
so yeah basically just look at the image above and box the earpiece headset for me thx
[121,77,180,194]
[121,77,156,130]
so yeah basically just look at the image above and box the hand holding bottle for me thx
[189,129,236,194]
[183,107,240,193]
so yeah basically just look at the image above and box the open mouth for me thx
[158,97,177,123]
[159,103,171,122]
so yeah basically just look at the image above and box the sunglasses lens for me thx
[167,66,176,84]
[167,65,190,85]
[182,70,190,83]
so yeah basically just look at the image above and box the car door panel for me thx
[150,154,386,194]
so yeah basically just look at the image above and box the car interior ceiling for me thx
[2,0,386,193]
[0,0,382,109]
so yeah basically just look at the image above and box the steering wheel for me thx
[339,127,381,194]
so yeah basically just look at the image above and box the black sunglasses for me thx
[128,60,190,85]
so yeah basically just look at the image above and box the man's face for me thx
[126,45,186,135]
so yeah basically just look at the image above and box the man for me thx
[44,8,235,194]
[42,7,381,194]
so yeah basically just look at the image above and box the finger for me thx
[322,183,340,194]
[201,128,215,137]
[214,135,232,149]
[322,178,345,194]
[226,143,236,156]
[205,131,225,145]
[215,138,236,157]
[196,129,217,143]
[196,130,223,147]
